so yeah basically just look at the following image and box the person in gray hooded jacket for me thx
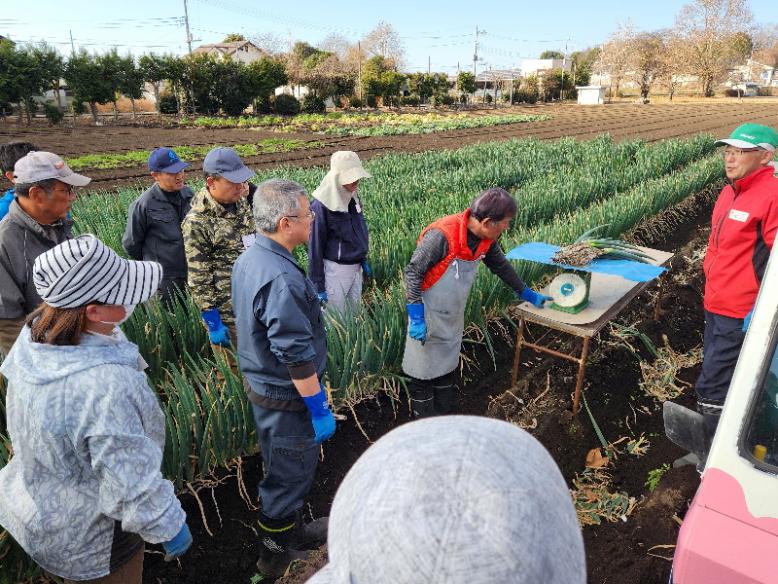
[0,235,191,583]
[306,415,586,584]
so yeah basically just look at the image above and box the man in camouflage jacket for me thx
[182,147,256,347]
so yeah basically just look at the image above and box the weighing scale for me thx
[548,270,592,314]
[505,241,672,413]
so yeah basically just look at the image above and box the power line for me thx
[14,37,183,49]
[487,32,571,44]
[0,17,185,26]
[194,0,365,37]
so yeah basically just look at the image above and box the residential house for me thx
[192,40,267,65]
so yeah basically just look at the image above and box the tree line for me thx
[598,0,778,99]
[0,42,289,123]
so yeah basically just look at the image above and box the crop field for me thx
[1,102,777,584]
[180,111,551,135]
[2,100,777,192]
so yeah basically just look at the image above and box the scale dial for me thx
[549,272,589,308]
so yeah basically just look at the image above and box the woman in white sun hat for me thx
[0,235,191,584]
[308,151,372,314]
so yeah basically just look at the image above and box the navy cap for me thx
[148,147,189,173]
[203,147,255,183]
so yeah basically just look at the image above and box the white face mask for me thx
[100,304,137,326]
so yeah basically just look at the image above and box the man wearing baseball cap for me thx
[122,147,194,306]
[676,123,778,469]
[182,147,256,348]
[0,151,90,356]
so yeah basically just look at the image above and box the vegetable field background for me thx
[3,101,775,194]
[0,102,769,583]
[63,134,722,487]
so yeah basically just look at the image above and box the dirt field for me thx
[2,102,769,583]
[2,100,778,192]
[138,188,716,584]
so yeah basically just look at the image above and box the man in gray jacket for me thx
[122,147,194,306]
[232,178,335,578]
[0,151,90,356]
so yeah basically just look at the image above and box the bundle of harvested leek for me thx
[553,225,654,266]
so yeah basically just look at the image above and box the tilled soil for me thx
[3,100,778,192]
[141,190,714,584]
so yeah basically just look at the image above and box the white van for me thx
[664,247,778,583]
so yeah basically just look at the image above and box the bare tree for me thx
[656,32,687,100]
[361,22,405,69]
[249,31,286,58]
[629,32,665,100]
[674,0,753,96]
[601,23,634,97]
[752,24,778,68]
[319,33,352,60]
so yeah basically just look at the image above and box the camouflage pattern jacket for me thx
[182,187,256,326]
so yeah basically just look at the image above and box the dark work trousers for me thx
[61,544,144,584]
[251,404,319,520]
[695,309,746,414]
[407,369,459,418]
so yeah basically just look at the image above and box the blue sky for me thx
[2,0,775,72]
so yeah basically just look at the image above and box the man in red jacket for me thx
[686,123,778,466]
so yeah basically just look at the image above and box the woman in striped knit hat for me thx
[0,235,191,584]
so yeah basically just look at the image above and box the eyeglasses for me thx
[722,147,761,159]
[47,184,77,196]
[286,210,316,220]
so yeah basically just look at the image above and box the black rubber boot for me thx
[433,381,456,415]
[408,378,435,418]
[256,513,310,578]
[694,401,723,472]
[287,510,328,549]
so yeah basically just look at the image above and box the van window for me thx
[744,333,778,470]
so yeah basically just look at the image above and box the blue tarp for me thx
[506,242,666,283]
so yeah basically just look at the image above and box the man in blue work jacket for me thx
[122,147,194,306]
[232,178,335,578]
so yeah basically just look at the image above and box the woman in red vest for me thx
[402,188,552,417]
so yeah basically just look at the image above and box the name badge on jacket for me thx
[728,209,749,223]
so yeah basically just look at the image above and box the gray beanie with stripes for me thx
[307,415,586,584]
[33,235,162,308]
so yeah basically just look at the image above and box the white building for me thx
[520,58,571,77]
[728,59,776,88]
[192,40,267,64]
[576,86,606,105]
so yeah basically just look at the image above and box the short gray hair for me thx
[253,178,307,232]
[15,178,60,198]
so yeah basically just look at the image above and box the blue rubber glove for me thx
[302,385,336,443]
[361,260,373,278]
[406,303,427,343]
[519,288,553,309]
[162,523,192,561]
[317,291,328,305]
[201,308,230,347]
[742,308,754,332]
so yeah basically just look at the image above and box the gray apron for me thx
[402,257,481,380]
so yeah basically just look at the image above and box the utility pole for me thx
[473,26,485,77]
[561,38,569,100]
[428,56,431,75]
[183,0,193,54]
[69,30,76,55]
